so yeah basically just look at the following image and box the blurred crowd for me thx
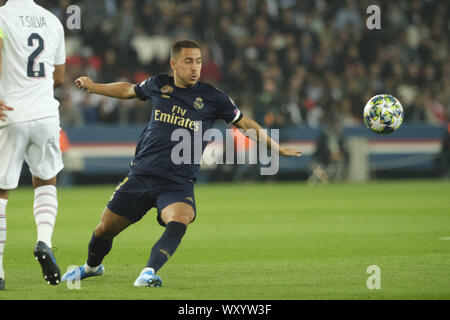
[3,0,449,128]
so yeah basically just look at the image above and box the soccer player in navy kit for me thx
[62,40,301,287]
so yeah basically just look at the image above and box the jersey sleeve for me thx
[54,19,66,65]
[215,91,243,124]
[134,76,156,101]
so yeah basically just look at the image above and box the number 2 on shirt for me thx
[27,33,45,78]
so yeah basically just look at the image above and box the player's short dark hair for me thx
[171,40,201,60]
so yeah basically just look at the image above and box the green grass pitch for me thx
[1,179,449,300]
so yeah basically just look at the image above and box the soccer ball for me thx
[363,94,404,134]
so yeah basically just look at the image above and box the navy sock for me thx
[147,221,187,273]
[86,232,113,268]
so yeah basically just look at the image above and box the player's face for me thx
[171,48,202,88]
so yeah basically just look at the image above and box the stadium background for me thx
[4,0,449,183]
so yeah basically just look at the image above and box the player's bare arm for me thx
[0,38,13,122]
[53,64,65,88]
[75,76,137,99]
[234,116,302,157]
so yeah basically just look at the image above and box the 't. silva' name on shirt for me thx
[19,15,47,28]
[154,105,200,132]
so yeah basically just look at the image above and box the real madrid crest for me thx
[193,97,204,110]
[161,85,174,98]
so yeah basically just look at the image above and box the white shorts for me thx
[0,117,64,190]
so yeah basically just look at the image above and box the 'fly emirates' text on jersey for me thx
[0,0,66,125]
[133,74,242,183]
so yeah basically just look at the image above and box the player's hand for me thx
[0,100,14,122]
[75,76,95,93]
[279,147,302,157]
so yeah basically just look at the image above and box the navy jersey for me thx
[131,73,242,183]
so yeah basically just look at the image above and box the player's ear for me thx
[170,58,176,71]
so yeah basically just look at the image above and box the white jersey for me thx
[0,0,66,125]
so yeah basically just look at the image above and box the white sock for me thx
[0,198,7,279]
[33,185,58,248]
[84,263,100,273]
[141,267,155,274]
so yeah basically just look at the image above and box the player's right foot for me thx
[0,278,4,290]
[34,241,61,285]
[61,264,104,282]
[133,268,162,287]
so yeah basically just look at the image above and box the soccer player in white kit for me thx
[0,0,66,289]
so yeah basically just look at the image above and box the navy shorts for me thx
[107,174,196,226]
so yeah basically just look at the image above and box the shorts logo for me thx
[193,97,204,110]
[185,196,194,203]
[116,177,129,190]
[109,177,129,201]
[161,85,174,99]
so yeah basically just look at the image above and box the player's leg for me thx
[32,176,58,249]
[25,117,64,285]
[86,207,132,270]
[61,207,132,282]
[84,175,143,272]
[26,118,63,249]
[0,122,29,289]
[0,190,8,290]
[31,175,62,285]
[135,202,194,287]
[62,173,152,284]
[147,202,194,272]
